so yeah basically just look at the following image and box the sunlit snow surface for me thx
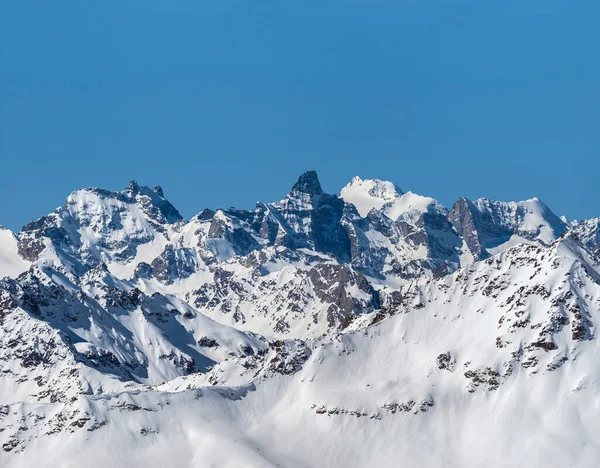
[0,228,29,278]
[340,176,404,216]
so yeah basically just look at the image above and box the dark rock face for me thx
[198,171,353,262]
[18,214,70,262]
[308,264,380,327]
[290,170,323,197]
[80,346,122,369]
[150,246,198,284]
[419,209,462,269]
[268,171,352,262]
[449,197,514,260]
[197,337,219,348]
[207,215,261,257]
[436,352,454,371]
[251,203,280,245]
[197,209,216,221]
[311,197,352,262]
[134,262,153,279]
[123,181,183,225]
[17,237,46,262]
[448,198,485,259]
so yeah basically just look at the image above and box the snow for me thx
[107,234,169,278]
[382,191,445,222]
[0,227,30,278]
[7,237,600,467]
[474,197,565,246]
[485,234,536,255]
[65,188,160,262]
[2,174,600,467]
[340,176,403,216]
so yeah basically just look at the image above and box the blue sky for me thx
[1,0,598,231]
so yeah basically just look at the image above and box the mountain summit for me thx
[340,176,403,216]
[290,170,324,197]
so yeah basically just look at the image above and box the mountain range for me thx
[1,171,600,467]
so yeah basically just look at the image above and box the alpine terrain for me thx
[2,171,600,467]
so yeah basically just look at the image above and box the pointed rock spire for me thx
[126,180,141,194]
[290,170,324,197]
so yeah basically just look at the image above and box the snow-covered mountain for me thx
[340,176,403,216]
[1,171,599,467]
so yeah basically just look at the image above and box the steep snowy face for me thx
[340,176,403,217]
[16,182,183,273]
[381,191,445,223]
[0,264,268,392]
[449,196,567,260]
[474,197,567,244]
[0,227,30,278]
[371,192,463,277]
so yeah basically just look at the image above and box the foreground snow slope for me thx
[4,236,600,467]
[2,171,600,467]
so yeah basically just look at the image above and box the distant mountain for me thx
[340,176,404,216]
[1,171,599,467]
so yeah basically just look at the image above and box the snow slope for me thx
[0,227,30,278]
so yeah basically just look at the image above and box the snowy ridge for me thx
[1,172,600,467]
[340,176,403,216]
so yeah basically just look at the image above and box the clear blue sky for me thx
[1,0,598,231]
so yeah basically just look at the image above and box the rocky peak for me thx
[128,184,183,225]
[120,181,183,224]
[266,171,351,262]
[289,170,324,198]
[342,176,403,200]
[448,197,485,259]
[126,180,141,194]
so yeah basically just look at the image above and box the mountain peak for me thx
[125,181,166,200]
[340,176,403,217]
[126,180,141,194]
[290,170,323,196]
